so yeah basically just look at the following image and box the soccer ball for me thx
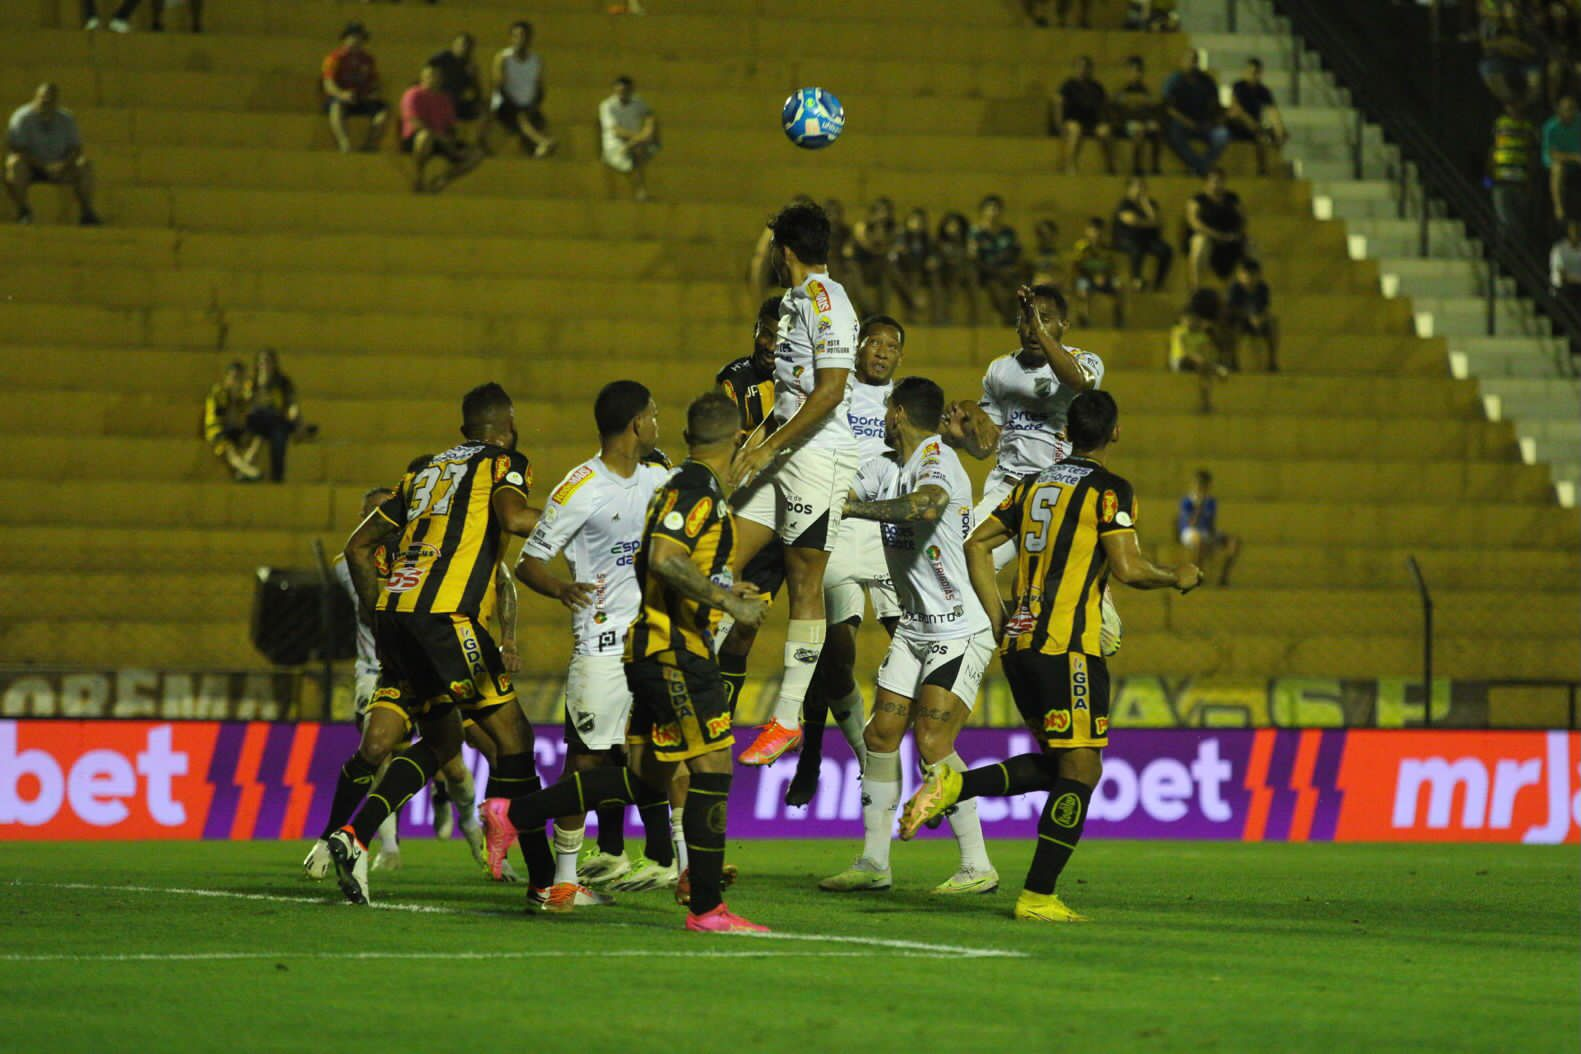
[781,87,845,149]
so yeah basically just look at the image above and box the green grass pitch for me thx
[2,839,1574,1052]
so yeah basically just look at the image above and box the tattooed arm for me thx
[650,536,768,628]
[842,484,949,524]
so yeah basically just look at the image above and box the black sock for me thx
[431,778,451,809]
[1025,778,1093,895]
[800,688,830,757]
[637,787,673,867]
[484,746,538,801]
[683,771,732,915]
[350,742,438,846]
[719,651,747,713]
[958,752,1059,801]
[320,753,379,839]
[595,802,627,856]
[507,766,640,832]
[490,753,555,888]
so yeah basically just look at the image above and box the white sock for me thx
[772,619,827,726]
[861,749,901,872]
[941,752,992,872]
[449,769,478,829]
[376,813,399,851]
[670,811,688,872]
[553,823,583,885]
[829,686,868,771]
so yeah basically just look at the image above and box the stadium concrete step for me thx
[1343,219,1480,262]
[1378,259,1517,302]
[1478,378,1581,422]
[1410,297,1547,340]
[1449,337,1572,379]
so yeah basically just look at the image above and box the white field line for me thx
[5,881,1027,960]
[1,949,937,962]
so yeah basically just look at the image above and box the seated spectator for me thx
[1070,217,1125,328]
[1477,1,1541,103]
[1489,99,1536,239]
[1055,0,1091,29]
[1112,54,1163,176]
[1057,56,1113,175]
[4,82,100,226]
[1551,221,1581,312]
[401,63,483,194]
[1125,0,1180,31]
[969,194,1023,325]
[322,22,388,154]
[1170,289,1229,413]
[849,196,901,315]
[1226,58,1287,176]
[203,361,261,482]
[893,206,935,321]
[81,0,141,32]
[598,75,659,201]
[1543,95,1581,223]
[1022,0,1053,27]
[489,20,556,158]
[1178,470,1240,586]
[429,33,484,132]
[1113,175,1173,290]
[1186,167,1247,291]
[933,210,975,324]
[824,197,854,286]
[1163,49,1230,177]
[245,348,306,483]
[1225,258,1278,372]
[1029,219,1062,286]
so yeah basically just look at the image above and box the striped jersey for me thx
[991,456,1136,657]
[373,441,532,617]
[625,460,735,663]
[716,354,776,431]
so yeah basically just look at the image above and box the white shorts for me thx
[971,474,1019,572]
[353,670,379,720]
[601,139,658,173]
[875,628,995,710]
[824,517,901,625]
[564,653,634,752]
[735,444,861,552]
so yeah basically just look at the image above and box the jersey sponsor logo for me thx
[1115,509,1134,528]
[505,471,526,487]
[449,679,476,701]
[663,510,685,531]
[651,722,683,749]
[551,465,595,504]
[685,498,713,537]
[849,414,886,438]
[493,455,512,483]
[1045,708,1072,734]
[592,611,609,624]
[1101,489,1118,524]
[1050,792,1083,827]
[1034,377,1054,398]
[372,686,403,703]
[808,279,832,314]
[1095,716,1109,737]
[793,647,820,664]
[705,713,732,739]
[816,317,833,334]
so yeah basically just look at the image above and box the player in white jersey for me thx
[784,315,905,807]
[517,381,678,900]
[818,377,999,894]
[729,201,864,766]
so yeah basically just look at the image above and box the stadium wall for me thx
[2,720,1576,845]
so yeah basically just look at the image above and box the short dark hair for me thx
[1028,282,1069,320]
[1239,257,1262,275]
[614,75,633,89]
[1126,54,1144,68]
[891,376,945,431]
[1207,165,1226,180]
[1247,57,1263,71]
[341,20,368,40]
[860,314,905,346]
[1195,469,1213,485]
[364,485,394,503]
[757,296,782,325]
[224,360,244,373]
[511,19,533,33]
[767,201,831,265]
[684,392,741,447]
[979,193,1005,209]
[461,381,513,439]
[594,380,652,438]
[1066,390,1119,453]
[1086,216,1105,230]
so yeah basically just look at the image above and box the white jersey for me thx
[846,378,892,461]
[332,556,379,680]
[979,348,1104,485]
[495,48,543,107]
[852,435,991,642]
[522,455,672,656]
[773,272,860,453]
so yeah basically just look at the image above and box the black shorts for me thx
[739,538,786,599]
[1206,237,1246,279]
[625,650,733,762]
[492,96,545,131]
[324,98,388,118]
[399,133,464,160]
[1002,649,1110,749]
[1062,108,1105,134]
[369,611,516,726]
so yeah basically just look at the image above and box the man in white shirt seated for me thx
[599,76,659,201]
[4,82,100,226]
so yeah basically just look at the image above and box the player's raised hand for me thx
[729,440,775,488]
[725,592,770,629]
[1175,564,1203,594]
[941,401,971,447]
[500,643,523,673]
[730,580,761,600]
[557,580,598,611]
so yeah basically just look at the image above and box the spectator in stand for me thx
[1112,54,1163,176]
[893,206,935,322]
[1126,0,1180,31]
[1170,288,1230,413]
[322,22,387,153]
[1543,95,1581,223]
[245,349,306,484]
[1490,99,1537,238]
[1186,167,1247,291]
[824,197,854,286]
[1113,175,1173,290]
[1071,217,1125,328]
[1163,49,1230,177]
[969,194,1023,325]
[489,20,557,158]
[1226,58,1288,176]
[429,33,484,137]
[598,75,659,201]
[1057,56,1114,175]
[203,361,262,482]
[849,196,901,314]
[1178,470,1240,586]
[933,211,974,324]
[1551,221,1581,312]
[1022,0,1053,27]
[1477,1,1542,103]
[4,82,101,226]
[81,0,141,32]
[1541,2,1581,107]
[1028,219,1062,286]
[1225,257,1278,372]
[401,63,483,194]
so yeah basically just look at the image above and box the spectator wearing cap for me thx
[401,62,484,194]
[489,20,557,158]
[1543,95,1581,223]
[1162,49,1229,177]
[429,33,485,134]
[1226,58,1287,176]
[322,22,388,153]
[599,75,659,201]
[4,82,100,226]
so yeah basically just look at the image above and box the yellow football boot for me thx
[1013,890,1089,923]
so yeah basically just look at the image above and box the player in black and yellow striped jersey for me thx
[492,393,775,931]
[324,382,557,908]
[899,391,1201,924]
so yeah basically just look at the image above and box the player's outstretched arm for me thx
[941,400,999,460]
[650,536,768,628]
[494,559,522,671]
[843,484,948,524]
[514,552,595,610]
[492,487,541,538]
[1017,284,1097,393]
[343,511,391,624]
[967,518,1011,640]
[730,365,850,485]
[1102,530,1201,593]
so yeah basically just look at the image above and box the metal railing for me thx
[1407,556,1433,727]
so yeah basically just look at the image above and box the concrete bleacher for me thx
[0,0,1576,688]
